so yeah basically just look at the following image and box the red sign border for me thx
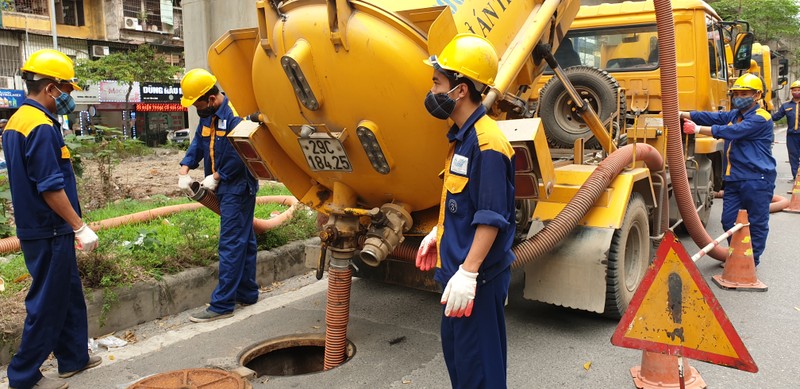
[611,231,758,373]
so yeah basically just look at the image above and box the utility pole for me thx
[48,0,57,49]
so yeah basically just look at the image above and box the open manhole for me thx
[238,333,355,377]
[127,368,250,388]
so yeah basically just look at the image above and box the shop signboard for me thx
[99,80,141,103]
[136,103,187,112]
[140,83,182,102]
[72,84,101,105]
[0,89,24,109]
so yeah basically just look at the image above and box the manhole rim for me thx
[237,332,356,376]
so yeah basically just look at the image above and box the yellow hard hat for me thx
[790,80,800,89]
[21,49,82,91]
[180,68,217,107]
[730,73,763,92]
[425,33,499,87]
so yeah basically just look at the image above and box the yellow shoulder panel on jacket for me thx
[228,102,239,117]
[474,116,514,159]
[5,105,54,137]
[756,109,772,121]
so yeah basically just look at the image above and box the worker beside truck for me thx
[771,80,800,180]
[417,34,516,389]
[680,73,777,267]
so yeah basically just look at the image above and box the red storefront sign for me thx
[136,103,188,112]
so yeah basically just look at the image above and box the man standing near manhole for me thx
[415,34,516,388]
[177,69,260,323]
[3,49,101,389]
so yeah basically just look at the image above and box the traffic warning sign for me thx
[611,231,758,373]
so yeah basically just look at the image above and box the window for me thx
[56,0,85,26]
[706,17,727,81]
[122,0,179,33]
[0,44,21,78]
[8,0,49,16]
[545,25,660,73]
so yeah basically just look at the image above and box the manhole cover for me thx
[239,333,355,377]
[127,368,250,389]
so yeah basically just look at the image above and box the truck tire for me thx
[604,193,650,319]
[539,66,625,149]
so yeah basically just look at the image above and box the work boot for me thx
[189,308,233,323]
[10,376,69,389]
[59,355,102,378]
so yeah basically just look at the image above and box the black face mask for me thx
[424,86,460,120]
[196,105,216,118]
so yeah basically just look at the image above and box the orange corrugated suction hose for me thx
[512,143,664,269]
[0,193,299,254]
[653,0,727,261]
[714,190,789,213]
[324,262,352,370]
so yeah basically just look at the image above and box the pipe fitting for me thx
[359,203,412,267]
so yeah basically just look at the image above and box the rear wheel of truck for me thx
[604,193,650,319]
[539,66,625,149]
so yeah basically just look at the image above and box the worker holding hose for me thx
[416,34,516,388]
[177,69,260,323]
[771,80,800,181]
[680,73,777,266]
[3,49,101,389]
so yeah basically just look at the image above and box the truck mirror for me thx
[732,32,754,70]
[778,58,789,76]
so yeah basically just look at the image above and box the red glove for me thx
[415,226,438,271]
[682,119,698,135]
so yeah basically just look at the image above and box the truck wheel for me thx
[604,193,650,319]
[539,66,625,149]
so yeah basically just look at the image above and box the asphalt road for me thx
[2,128,798,389]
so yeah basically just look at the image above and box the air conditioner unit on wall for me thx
[123,16,142,31]
[92,45,110,57]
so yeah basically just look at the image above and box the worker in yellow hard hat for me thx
[679,73,776,267]
[3,48,101,389]
[416,33,516,388]
[177,68,260,323]
[771,80,800,180]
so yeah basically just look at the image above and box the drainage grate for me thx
[127,368,250,388]
[239,333,355,377]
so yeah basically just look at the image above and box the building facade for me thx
[0,0,186,143]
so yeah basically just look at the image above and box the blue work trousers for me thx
[787,134,800,179]
[722,179,774,266]
[209,192,259,313]
[8,234,89,389]
[441,267,510,389]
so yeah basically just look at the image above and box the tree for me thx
[75,44,182,138]
[709,0,800,43]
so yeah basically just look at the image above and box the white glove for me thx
[441,265,478,318]
[200,174,219,192]
[178,173,193,195]
[74,223,98,252]
[415,226,438,271]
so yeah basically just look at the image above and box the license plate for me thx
[298,138,352,172]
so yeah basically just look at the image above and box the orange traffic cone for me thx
[630,351,706,389]
[784,168,800,213]
[711,210,768,291]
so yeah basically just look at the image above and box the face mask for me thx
[731,96,755,110]
[196,105,216,118]
[792,92,800,99]
[424,85,461,120]
[51,86,75,115]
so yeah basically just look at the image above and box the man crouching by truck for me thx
[415,34,516,389]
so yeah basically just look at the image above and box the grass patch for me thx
[0,183,318,327]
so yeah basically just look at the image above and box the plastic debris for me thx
[583,361,592,371]
[97,335,128,349]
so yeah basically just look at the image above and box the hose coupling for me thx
[360,203,412,267]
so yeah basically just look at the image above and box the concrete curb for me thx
[0,238,317,365]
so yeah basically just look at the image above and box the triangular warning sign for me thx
[611,231,758,373]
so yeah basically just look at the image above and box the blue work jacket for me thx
[772,100,800,134]
[1,99,81,240]
[690,106,776,182]
[180,96,257,195]
[435,105,516,286]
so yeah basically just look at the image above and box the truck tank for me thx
[209,0,578,216]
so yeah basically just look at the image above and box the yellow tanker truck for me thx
[205,0,752,336]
